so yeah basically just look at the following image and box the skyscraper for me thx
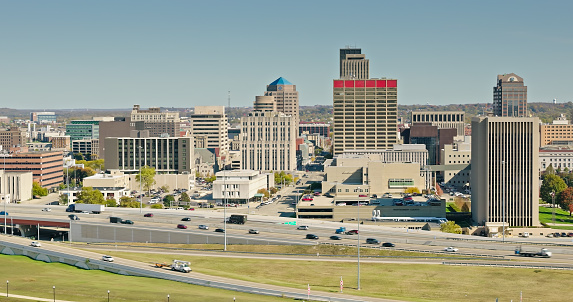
[339,47,368,79]
[190,106,229,155]
[332,48,398,155]
[264,77,299,125]
[471,116,540,227]
[493,73,527,117]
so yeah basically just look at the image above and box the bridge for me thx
[1,216,70,238]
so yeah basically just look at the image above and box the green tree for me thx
[76,187,105,204]
[545,164,555,175]
[180,192,191,202]
[540,174,567,203]
[404,187,421,194]
[558,187,573,216]
[59,194,69,205]
[204,175,216,183]
[105,199,117,207]
[76,159,105,171]
[119,196,139,208]
[440,221,462,234]
[151,203,163,209]
[160,185,170,193]
[136,166,156,194]
[274,171,293,186]
[32,182,48,196]
[163,195,175,208]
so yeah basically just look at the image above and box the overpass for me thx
[1,216,70,238]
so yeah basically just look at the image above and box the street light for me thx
[551,191,556,226]
[501,160,505,243]
[53,286,56,302]
[138,146,143,214]
[6,280,8,297]
[223,168,227,252]
[107,290,110,302]
[356,186,361,291]
[167,294,170,302]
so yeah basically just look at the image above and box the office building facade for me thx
[540,114,573,147]
[339,47,369,79]
[0,127,26,151]
[471,116,540,227]
[493,73,527,117]
[3,151,63,188]
[66,120,99,141]
[131,105,180,137]
[190,106,229,155]
[411,111,465,136]
[264,77,299,125]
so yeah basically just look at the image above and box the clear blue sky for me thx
[1,1,572,109]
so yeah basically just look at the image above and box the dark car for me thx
[144,213,153,217]
[215,228,225,233]
[330,235,342,240]
[68,214,80,220]
[554,232,561,237]
[0,211,8,215]
[382,242,395,247]
[306,234,319,239]
[366,238,380,244]
[345,230,359,235]
[177,224,187,229]
[181,217,191,221]
[561,232,568,238]
[121,220,134,224]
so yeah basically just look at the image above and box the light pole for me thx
[356,186,361,291]
[551,191,556,226]
[501,160,505,242]
[6,280,8,297]
[138,145,143,214]
[107,290,110,302]
[53,286,55,302]
[223,168,227,252]
[167,294,170,302]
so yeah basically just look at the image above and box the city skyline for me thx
[1,1,572,109]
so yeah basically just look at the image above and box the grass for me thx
[0,254,292,302]
[539,206,573,225]
[72,249,573,302]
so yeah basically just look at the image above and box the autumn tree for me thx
[136,165,156,194]
[440,221,462,234]
[404,187,420,194]
[558,187,573,216]
[257,188,270,198]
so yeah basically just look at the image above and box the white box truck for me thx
[73,203,105,214]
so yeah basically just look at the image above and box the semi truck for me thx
[514,246,552,258]
[171,260,191,273]
[228,214,247,224]
[66,203,105,214]
[110,217,122,223]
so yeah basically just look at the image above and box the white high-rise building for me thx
[190,106,229,155]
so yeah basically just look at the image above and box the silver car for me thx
[198,225,209,230]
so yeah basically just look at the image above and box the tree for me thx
[160,185,170,193]
[163,195,175,208]
[270,187,278,195]
[59,194,68,205]
[119,196,139,208]
[32,182,48,196]
[76,159,105,171]
[105,199,117,207]
[151,203,163,209]
[136,165,156,194]
[274,171,293,186]
[558,187,573,216]
[545,164,555,175]
[180,192,191,202]
[440,221,462,234]
[540,174,567,203]
[76,187,105,204]
[404,187,420,194]
[257,188,270,198]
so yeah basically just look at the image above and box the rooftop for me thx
[269,77,292,86]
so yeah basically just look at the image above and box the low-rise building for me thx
[0,170,33,202]
[3,151,63,188]
[539,145,573,171]
[212,170,274,204]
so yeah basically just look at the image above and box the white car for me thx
[444,247,459,252]
[297,225,309,230]
[30,241,41,247]
[102,255,114,262]
[198,225,209,230]
[42,208,51,212]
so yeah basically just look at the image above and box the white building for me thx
[212,170,274,204]
[341,144,429,168]
[241,96,296,172]
[441,142,471,190]
[539,146,573,171]
[190,106,229,156]
[0,170,33,202]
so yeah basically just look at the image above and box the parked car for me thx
[198,225,209,230]
[568,233,573,237]
[366,238,380,244]
[215,228,225,233]
[306,234,319,239]
[177,224,187,229]
[30,241,41,247]
[248,229,260,234]
[68,214,80,220]
[382,242,395,247]
[102,255,114,262]
[42,208,51,212]
[330,235,342,240]
[444,247,459,252]
[144,213,154,217]
[297,225,309,230]
[181,217,191,221]
[561,232,568,237]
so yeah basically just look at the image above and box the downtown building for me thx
[241,96,296,172]
[264,77,299,126]
[471,116,540,228]
[130,105,180,137]
[493,73,527,117]
[190,106,229,155]
[332,48,398,155]
[411,111,466,137]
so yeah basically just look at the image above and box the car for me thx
[68,214,80,220]
[215,228,225,233]
[248,229,260,234]
[42,208,51,212]
[568,233,573,237]
[444,247,459,252]
[345,230,359,235]
[314,192,321,196]
[181,217,191,221]
[302,197,313,201]
[359,194,368,197]
[561,232,568,237]
[366,238,380,244]
[0,211,8,215]
[306,234,319,239]
[177,224,187,229]
[30,241,41,247]
[144,213,154,217]
[198,225,209,230]
[102,255,114,262]
[297,225,309,230]
[330,235,342,240]
[382,242,395,247]
[121,220,134,224]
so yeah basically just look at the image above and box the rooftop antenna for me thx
[228,90,231,110]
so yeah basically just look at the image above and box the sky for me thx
[1,1,572,109]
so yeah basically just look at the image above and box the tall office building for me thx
[340,47,368,79]
[241,96,296,172]
[130,105,180,137]
[411,111,466,136]
[471,116,540,227]
[264,77,299,125]
[493,73,527,117]
[0,127,26,151]
[333,48,398,155]
[190,106,229,155]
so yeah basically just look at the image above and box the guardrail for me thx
[446,236,573,247]
[443,261,573,270]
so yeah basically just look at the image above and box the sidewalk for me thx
[0,292,74,302]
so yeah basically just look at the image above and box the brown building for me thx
[264,77,300,126]
[3,151,63,188]
[130,105,180,137]
[540,114,573,147]
[98,117,145,160]
[402,123,456,165]
[0,127,26,151]
[493,73,527,117]
[49,136,71,150]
